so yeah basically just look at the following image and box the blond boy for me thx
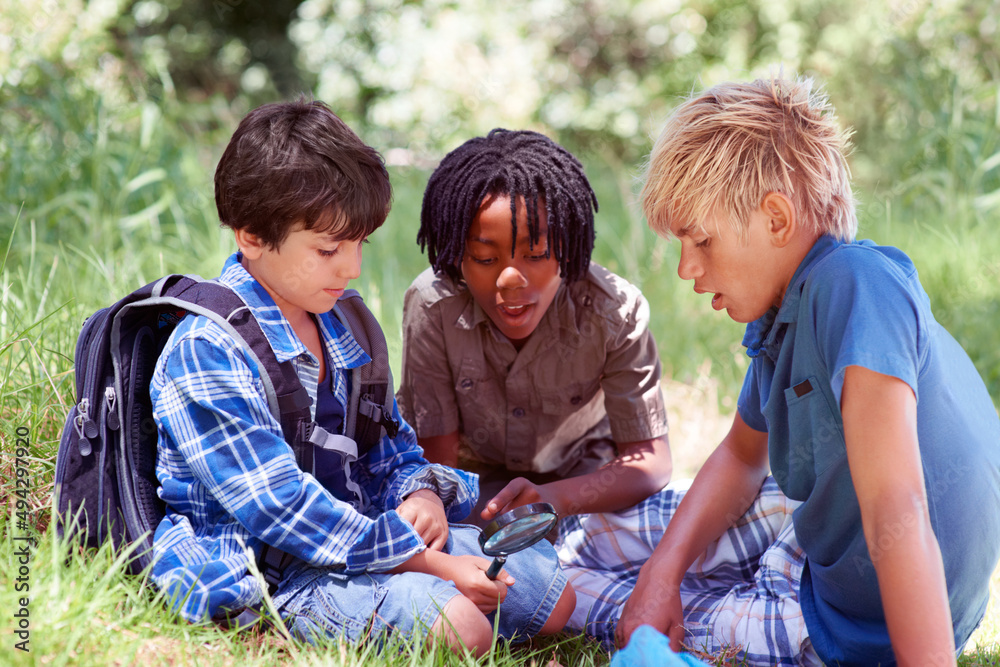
[560,77,1000,666]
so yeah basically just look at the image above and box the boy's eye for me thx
[695,238,711,249]
[526,252,549,261]
[318,245,341,257]
[469,255,496,265]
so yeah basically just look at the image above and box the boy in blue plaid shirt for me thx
[149,100,574,655]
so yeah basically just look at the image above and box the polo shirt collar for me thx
[742,235,843,360]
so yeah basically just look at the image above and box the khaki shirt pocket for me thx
[453,357,506,460]
[540,378,602,416]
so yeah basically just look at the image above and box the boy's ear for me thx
[761,192,797,248]
[234,228,266,260]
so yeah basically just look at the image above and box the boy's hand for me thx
[397,489,449,550]
[616,564,685,651]
[447,554,514,613]
[482,477,557,521]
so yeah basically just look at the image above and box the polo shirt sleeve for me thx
[737,361,768,432]
[806,246,925,405]
[155,328,425,574]
[600,289,670,443]
[397,282,461,438]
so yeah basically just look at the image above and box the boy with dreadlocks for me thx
[396,128,673,527]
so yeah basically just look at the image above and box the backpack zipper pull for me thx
[104,386,120,431]
[74,398,98,455]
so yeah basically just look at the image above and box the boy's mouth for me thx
[499,303,528,315]
[496,302,534,327]
[711,293,723,310]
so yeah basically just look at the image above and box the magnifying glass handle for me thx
[485,555,507,580]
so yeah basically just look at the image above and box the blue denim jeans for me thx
[273,524,567,645]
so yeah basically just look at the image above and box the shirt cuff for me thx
[345,509,427,574]
[608,407,670,444]
[397,464,480,522]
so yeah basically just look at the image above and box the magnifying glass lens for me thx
[479,503,559,581]
[486,513,556,552]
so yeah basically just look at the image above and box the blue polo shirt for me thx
[737,235,1000,665]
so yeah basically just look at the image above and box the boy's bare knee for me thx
[539,583,576,635]
[430,594,494,657]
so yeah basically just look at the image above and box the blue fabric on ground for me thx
[610,625,711,667]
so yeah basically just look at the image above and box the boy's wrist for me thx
[643,550,687,588]
[543,480,572,518]
[403,487,442,503]
[397,546,452,577]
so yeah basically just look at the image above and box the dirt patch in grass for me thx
[661,376,732,480]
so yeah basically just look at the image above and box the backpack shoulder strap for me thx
[171,278,321,597]
[333,289,399,454]
[156,277,313,463]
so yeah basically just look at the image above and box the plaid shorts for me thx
[557,477,821,666]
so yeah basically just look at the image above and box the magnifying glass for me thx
[478,502,559,580]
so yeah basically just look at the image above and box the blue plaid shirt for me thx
[150,254,478,622]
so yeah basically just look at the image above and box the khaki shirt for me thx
[397,264,668,475]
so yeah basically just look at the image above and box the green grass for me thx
[5,176,1000,667]
[3,88,1000,664]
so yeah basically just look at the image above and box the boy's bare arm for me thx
[841,365,957,666]
[388,548,513,613]
[482,436,673,519]
[615,413,770,651]
[418,431,461,468]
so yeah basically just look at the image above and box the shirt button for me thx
[570,395,582,405]
[510,457,523,464]
[460,378,473,389]
[583,296,593,307]
[512,407,525,418]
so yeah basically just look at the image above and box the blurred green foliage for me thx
[2,6,999,661]
[1,0,999,400]
[4,1,998,185]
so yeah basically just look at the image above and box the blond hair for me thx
[641,76,857,242]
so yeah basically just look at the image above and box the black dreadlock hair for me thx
[417,128,598,283]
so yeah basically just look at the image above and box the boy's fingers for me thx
[428,528,448,551]
[668,623,685,652]
[482,479,531,519]
[493,580,509,604]
[482,494,511,520]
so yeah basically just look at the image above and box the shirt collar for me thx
[742,235,843,359]
[217,253,370,370]
[456,290,488,331]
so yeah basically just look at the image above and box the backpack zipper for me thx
[75,309,110,452]
[74,397,98,455]
[104,386,120,431]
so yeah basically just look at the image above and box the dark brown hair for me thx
[215,99,391,248]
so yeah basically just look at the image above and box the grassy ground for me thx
[3,151,1000,664]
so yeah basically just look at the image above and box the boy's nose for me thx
[497,264,528,290]
[341,241,363,279]
[676,246,701,281]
